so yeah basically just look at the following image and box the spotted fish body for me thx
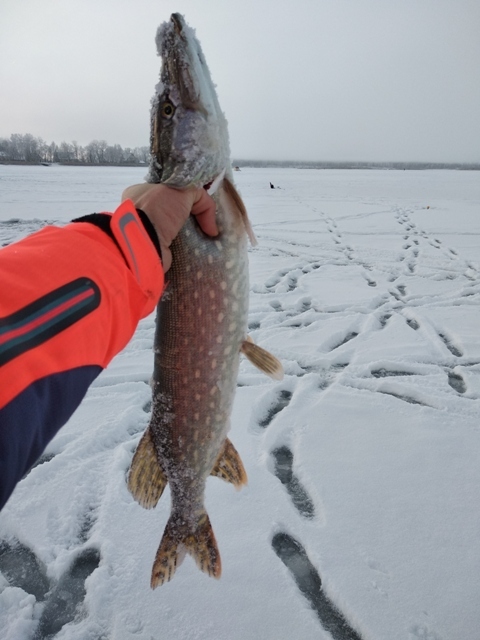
[153,192,249,486]
[128,13,282,588]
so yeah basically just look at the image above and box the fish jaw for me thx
[149,13,230,187]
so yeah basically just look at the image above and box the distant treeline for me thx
[232,159,480,171]
[0,133,149,165]
[1,134,478,170]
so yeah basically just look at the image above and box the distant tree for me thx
[85,140,100,163]
[123,147,137,163]
[134,146,149,163]
[70,140,80,162]
[105,144,124,164]
[47,141,58,163]
[0,137,10,160]
[97,140,108,163]
[58,141,74,162]
[9,134,24,161]
[36,137,48,162]
[23,134,41,162]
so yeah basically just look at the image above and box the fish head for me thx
[149,13,230,188]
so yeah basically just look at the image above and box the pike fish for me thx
[127,13,283,588]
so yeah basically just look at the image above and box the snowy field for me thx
[1,164,480,640]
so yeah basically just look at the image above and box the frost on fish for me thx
[147,13,230,188]
[128,12,282,588]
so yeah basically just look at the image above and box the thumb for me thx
[190,189,218,237]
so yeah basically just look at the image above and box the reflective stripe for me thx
[117,211,141,280]
[109,200,163,293]
[0,278,100,367]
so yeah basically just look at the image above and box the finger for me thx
[191,189,218,237]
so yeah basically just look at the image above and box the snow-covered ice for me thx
[1,165,480,639]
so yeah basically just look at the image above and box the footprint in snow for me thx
[377,313,392,328]
[371,367,417,378]
[437,332,463,358]
[296,297,312,312]
[447,370,467,394]
[0,540,101,638]
[34,548,101,640]
[377,389,430,407]
[269,300,283,312]
[405,317,420,331]
[77,509,97,545]
[0,540,50,601]
[272,532,363,640]
[258,389,293,428]
[271,446,315,519]
[329,332,359,352]
[286,274,298,291]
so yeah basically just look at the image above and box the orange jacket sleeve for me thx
[0,200,164,409]
[0,200,164,508]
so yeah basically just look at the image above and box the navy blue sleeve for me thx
[0,366,101,510]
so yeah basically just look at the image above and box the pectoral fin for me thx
[241,338,284,380]
[127,428,167,509]
[210,438,248,488]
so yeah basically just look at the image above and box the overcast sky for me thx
[1,0,479,163]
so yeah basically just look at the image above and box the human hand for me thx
[121,183,218,272]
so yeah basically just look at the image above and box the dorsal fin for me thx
[222,176,258,246]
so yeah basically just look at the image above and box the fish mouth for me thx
[160,14,208,116]
[171,12,185,33]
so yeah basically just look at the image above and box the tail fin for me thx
[151,510,221,588]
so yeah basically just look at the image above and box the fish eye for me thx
[161,101,175,119]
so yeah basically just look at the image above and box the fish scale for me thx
[127,12,283,588]
[151,203,249,500]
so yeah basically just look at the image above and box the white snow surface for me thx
[1,165,480,639]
